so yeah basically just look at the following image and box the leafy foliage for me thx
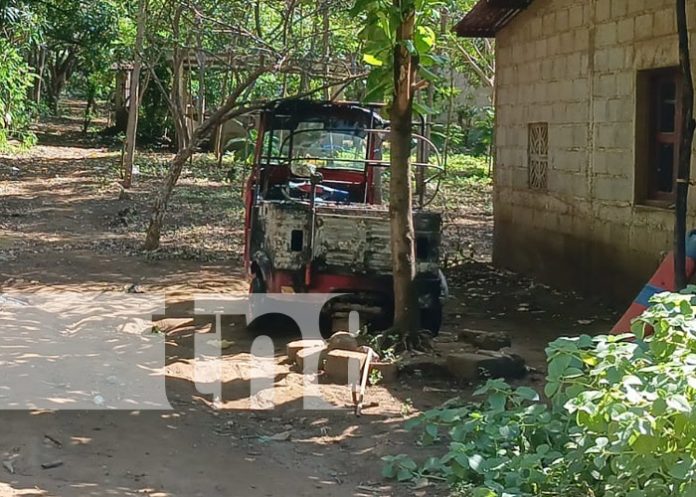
[385,290,696,497]
[0,38,35,149]
[352,0,445,109]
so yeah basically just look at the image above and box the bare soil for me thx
[0,103,619,497]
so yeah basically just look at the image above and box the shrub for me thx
[0,38,35,149]
[385,290,696,497]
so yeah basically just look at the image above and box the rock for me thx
[124,283,144,294]
[400,355,450,379]
[447,350,526,381]
[369,361,398,384]
[324,349,368,384]
[207,339,235,350]
[286,339,325,363]
[2,460,14,474]
[458,329,512,350]
[295,346,327,373]
[268,430,292,442]
[41,460,64,470]
[326,331,359,353]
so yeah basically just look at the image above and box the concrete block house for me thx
[456,0,696,301]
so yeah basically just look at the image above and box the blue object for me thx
[686,230,696,259]
[289,182,350,203]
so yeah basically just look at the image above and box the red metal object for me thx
[241,100,445,334]
[612,232,696,334]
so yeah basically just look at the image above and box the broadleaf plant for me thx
[385,290,696,497]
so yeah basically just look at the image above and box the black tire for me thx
[247,275,299,334]
[421,300,442,337]
[249,275,266,294]
[247,275,267,332]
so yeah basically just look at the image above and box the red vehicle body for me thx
[243,100,446,334]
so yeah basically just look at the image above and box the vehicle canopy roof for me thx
[261,100,386,131]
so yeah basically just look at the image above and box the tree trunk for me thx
[31,45,47,105]
[82,85,96,133]
[122,0,147,189]
[46,51,77,114]
[143,147,194,250]
[321,1,331,100]
[675,0,696,290]
[171,7,190,151]
[195,15,206,129]
[389,1,419,337]
[144,69,267,250]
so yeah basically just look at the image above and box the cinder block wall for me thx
[494,0,696,303]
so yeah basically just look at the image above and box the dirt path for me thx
[0,104,619,497]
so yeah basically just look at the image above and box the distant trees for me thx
[39,0,127,113]
[142,0,366,249]
[0,0,495,259]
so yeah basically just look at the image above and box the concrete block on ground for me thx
[369,361,398,384]
[447,351,527,381]
[324,349,367,384]
[458,329,512,351]
[295,345,327,374]
[286,339,325,363]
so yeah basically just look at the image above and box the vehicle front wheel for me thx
[246,275,267,332]
[249,275,266,294]
[246,275,298,334]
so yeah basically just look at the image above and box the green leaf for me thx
[547,354,572,380]
[631,435,659,455]
[668,395,692,413]
[486,392,506,412]
[414,25,435,53]
[363,53,384,67]
[472,489,496,497]
[469,454,485,474]
[397,468,414,481]
[544,381,559,398]
[515,386,540,402]
[425,423,438,440]
[669,457,692,480]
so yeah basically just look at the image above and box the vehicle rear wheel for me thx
[420,300,442,337]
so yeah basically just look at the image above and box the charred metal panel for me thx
[313,205,441,276]
[256,202,308,271]
[314,208,392,274]
[253,201,442,277]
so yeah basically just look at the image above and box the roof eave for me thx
[454,0,534,38]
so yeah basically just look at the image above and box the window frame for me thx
[528,122,549,191]
[636,67,683,207]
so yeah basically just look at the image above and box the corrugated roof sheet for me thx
[454,0,535,38]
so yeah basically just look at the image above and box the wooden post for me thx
[675,0,695,290]
[122,0,147,189]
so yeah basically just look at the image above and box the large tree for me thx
[353,0,441,338]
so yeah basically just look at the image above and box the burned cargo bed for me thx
[250,201,441,276]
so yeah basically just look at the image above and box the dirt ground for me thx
[0,104,619,497]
